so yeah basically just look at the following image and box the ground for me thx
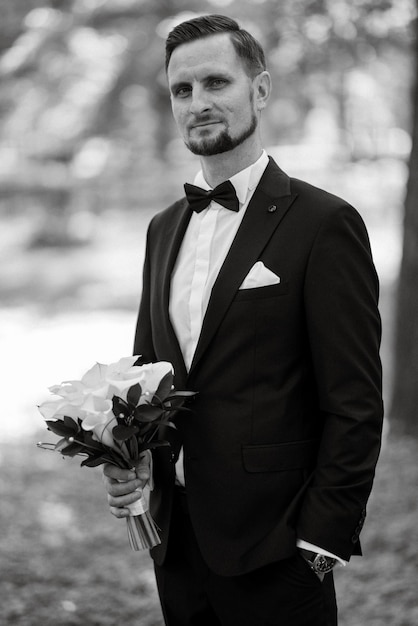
[1,431,417,625]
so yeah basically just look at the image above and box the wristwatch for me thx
[300,549,337,575]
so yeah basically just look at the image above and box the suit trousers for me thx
[153,488,338,626]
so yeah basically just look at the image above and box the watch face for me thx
[313,554,336,574]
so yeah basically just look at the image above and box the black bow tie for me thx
[184,180,239,213]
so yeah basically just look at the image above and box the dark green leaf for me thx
[46,420,76,437]
[54,437,68,451]
[134,404,164,422]
[81,455,109,468]
[163,399,194,413]
[128,434,139,461]
[152,371,174,403]
[63,415,79,432]
[112,423,139,441]
[127,383,142,406]
[138,440,171,453]
[166,391,196,400]
[60,442,85,456]
[83,431,106,450]
[112,396,130,418]
[85,450,130,469]
[162,398,184,410]
[135,421,154,435]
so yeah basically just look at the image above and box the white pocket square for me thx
[239,261,281,289]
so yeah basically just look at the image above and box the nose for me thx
[189,85,212,115]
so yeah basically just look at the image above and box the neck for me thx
[200,137,263,187]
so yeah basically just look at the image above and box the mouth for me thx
[190,120,222,130]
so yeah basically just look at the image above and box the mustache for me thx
[189,115,223,126]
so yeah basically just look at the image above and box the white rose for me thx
[38,398,83,421]
[48,380,85,406]
[79,394,117,449]
[106,360,173,405]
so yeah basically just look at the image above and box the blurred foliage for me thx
[0,0,416,245]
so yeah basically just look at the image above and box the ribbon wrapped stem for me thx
[125,479,160,551]
[126,508,161,551]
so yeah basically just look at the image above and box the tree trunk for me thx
[390,13,418,436]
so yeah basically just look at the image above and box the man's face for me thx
[167,33,259,156]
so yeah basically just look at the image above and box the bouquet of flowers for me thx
[37,356,194,551]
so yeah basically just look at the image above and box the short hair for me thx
[165,14,266,78]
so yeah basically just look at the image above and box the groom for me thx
[103,14,383,626]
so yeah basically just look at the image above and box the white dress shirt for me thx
[169,150,269,371]
[168,150,345,566]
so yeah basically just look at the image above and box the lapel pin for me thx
[267,205,277,213]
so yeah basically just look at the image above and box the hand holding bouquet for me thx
[37,356,194,550]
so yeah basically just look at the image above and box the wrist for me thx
[298,548,337,575]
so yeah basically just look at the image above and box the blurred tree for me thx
[0,0,415,247]
[0,0,72,53]
[390,7,418,437]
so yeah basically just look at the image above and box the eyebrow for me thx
[170,72,232,94]
[205,72,231,83]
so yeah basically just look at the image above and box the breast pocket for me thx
[234,281,289,301]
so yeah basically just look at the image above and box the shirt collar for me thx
[193,150,269,207]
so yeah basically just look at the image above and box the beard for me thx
[185,111,258,156]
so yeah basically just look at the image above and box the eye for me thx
[173,85,191,98]
[209,78,227,89]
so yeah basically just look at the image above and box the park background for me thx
[0,0,417,624]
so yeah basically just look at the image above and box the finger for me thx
[135,465,150,481]
[107,478,143,498]
[103,464,136,481]
[107,488,142,510]
[135,452,151,480]
[109,505,130,519]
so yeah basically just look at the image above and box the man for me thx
[103,14,383,626]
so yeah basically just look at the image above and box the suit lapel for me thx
[156,199,191,387]
[188,158,297,378]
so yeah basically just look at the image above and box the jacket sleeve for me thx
[297,203,384,561]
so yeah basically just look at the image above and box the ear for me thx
[254,71,271,111]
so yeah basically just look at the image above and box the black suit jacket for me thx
[133,157,383,576]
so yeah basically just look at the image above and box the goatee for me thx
[185,112,258,157]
